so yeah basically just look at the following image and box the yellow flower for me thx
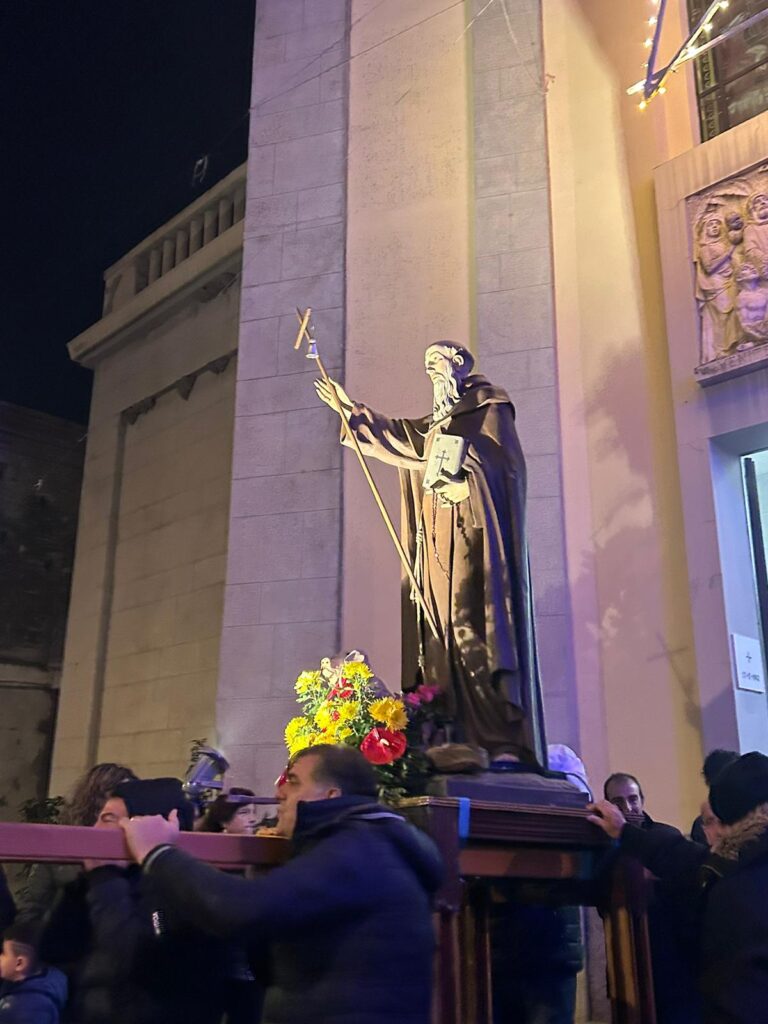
[338,701,360,723]
[295,671,321,695]
[314,704,334,731]
[343,661,373,680]
[287,731,319,757]
[336,726,353,742]
[369,696,408,731]
[284,716,308,746]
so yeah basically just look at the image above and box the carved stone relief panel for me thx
[687,164,768,383]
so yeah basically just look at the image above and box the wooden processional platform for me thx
[0,796,655,1024]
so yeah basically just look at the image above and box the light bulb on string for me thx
[644,37,653,47]
[639,100,648,110]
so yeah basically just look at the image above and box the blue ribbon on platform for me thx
[457,797,471,840]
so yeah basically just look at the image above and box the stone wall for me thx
[95,363,235,777]
[342,0,472,689]
[52,282,240,793]
[216,0,349,792]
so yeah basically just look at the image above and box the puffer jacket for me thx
[144,794,444,1024]
[620,804,768,1024]
[40,865,225,1024]
[0,967,67,1024]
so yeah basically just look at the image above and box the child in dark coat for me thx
[0,922,67,1023]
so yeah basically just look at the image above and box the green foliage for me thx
[18,794,65,824]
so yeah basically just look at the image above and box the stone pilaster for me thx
[470,0,577,746]
[217,0,349,791]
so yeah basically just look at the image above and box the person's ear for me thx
[327,786,342,799]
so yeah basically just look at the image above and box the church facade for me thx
[52,0,768,833]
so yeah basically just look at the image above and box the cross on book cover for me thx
[423,434,468,491]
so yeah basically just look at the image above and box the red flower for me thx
[360,728,407,765]
[328,683,354,699]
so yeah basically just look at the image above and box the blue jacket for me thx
[0,968,67,1024]
[145,795,444,1024]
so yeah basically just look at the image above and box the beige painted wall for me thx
[52,287,240,793]
[97,365,234,778]
[543,0,703,827]
[343,0,473,687]
[655,112,768,761]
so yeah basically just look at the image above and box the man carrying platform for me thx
[121,744,443,1024]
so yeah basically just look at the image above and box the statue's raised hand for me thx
[314,377,353,415]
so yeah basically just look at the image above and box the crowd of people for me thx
[1,744,768,1024]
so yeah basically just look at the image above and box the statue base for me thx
[426,767,588,808]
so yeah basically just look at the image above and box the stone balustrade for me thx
[102,164,246,316]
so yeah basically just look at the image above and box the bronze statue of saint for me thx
[315,342,545,765]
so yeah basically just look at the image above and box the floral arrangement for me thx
[284,652,441,801]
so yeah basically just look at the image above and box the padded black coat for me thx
[621,820,768,1024]
[144,795,444,1024]
[39,865,225,1024]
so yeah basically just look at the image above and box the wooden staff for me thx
[294,308,440,641]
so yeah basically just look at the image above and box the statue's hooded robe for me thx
[344,374,546,764]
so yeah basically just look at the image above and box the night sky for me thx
[2,1,255,424]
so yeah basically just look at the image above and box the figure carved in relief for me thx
[694,214,739,362]
[735,261,768,344]
[743,193,768,276]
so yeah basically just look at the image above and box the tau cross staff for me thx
[293,308,440,641]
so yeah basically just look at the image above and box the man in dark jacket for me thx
[603,772,701,1024]
[0,921,67,1023]
[589,752,768,1024]
[40,778,224,1024]
[122,744,444,1024]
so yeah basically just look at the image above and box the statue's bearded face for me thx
[425,348,462,421]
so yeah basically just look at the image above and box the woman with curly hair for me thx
[15,763,137,925]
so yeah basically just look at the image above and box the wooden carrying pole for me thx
[294,309,440,641]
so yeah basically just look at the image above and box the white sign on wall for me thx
[731,633,767,693]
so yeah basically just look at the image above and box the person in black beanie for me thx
[589,751,768,1024]
[690,749,739,845]
[39,778,225,1024]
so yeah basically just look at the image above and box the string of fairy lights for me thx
[627,0,768,110]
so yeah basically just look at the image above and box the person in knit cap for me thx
[588,751,768,1024]
[690,749,738,846]
[39,778,225,1024]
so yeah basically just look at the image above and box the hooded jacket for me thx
[620,804,768,1024]
[0,968,67,1024]
[143,794,444,1024]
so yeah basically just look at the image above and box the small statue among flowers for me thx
[284,651,441,802]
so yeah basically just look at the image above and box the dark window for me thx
[687,0,768,140]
